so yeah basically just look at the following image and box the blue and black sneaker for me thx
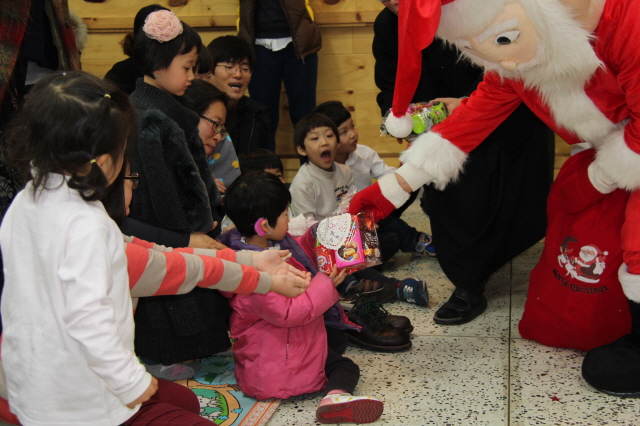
[397,278,429,306]
[412,232,436,258]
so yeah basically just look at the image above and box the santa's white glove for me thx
[588,162,617,194]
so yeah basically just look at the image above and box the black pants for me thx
[324,327,360,395]
[422,104,554,295]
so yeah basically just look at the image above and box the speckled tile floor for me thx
[2,199,636,426]
[266,198,640,426]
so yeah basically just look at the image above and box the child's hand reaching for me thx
[251,250,307,278]
[329,266,348,287]
[270,273,312,297]
[251,250,311,296]
[189,232,228,250]
[126,376,158,409]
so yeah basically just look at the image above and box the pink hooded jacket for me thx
[228,267,338,400]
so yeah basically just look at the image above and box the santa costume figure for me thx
[349,0,640,396]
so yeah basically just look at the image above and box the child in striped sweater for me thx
[0,71,308,426]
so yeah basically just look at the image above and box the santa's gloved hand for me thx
[588,162,617,194]
[349,174,410,221]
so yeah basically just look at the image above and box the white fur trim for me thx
[593,123,640,191]
[619,263,640,303]
[396,163,433,192]
[587,162,617,194]
[385,113,414,139]
[378,173,410,209]
[69,11,88,52]
[398,132,467,191]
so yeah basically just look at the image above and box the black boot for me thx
[582,287,640,397]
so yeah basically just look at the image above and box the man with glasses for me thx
[207,35,274,155]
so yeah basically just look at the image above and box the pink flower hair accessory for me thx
[143,10,183,43]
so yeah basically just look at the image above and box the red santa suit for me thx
[414,0,636,351]
[399,0,640,191]
[351,0,640,350]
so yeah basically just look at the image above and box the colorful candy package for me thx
[315,210,381,275]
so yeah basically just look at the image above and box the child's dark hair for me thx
[294,113,340,164]
[121,4,169,57]
[238,149,284,175]
[185,79,228,115]
[4,71,134,201]
[133,15,202,77]
[225,172,291,238]
[196,44,214,75]
[313,101,352,128]
[207,35,255,71]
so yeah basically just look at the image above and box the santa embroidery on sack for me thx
[558,236,608,283]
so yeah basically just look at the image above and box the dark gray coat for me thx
[129,80,220,236]
[128,80,229,364]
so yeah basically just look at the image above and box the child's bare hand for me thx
[269,273,311,297]
[251,250,306,279]
[329,266,348,287]
[189,232,227,250]
[126,377,158,409]
[215,178,226,194]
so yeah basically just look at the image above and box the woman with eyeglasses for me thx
[186,79,240,210]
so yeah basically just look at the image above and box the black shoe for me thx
[345,279,398,304]
[345,298,411,352]
[582,334,640,397]
[433,288,487,325]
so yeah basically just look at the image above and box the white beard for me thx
[438,0,617,145]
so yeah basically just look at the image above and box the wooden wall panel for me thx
[70,0,383,29]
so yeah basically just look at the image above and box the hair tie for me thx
[254,218,268,237]
[104,94,111,99]
[90,159,97,164]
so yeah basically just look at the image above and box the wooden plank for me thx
[317,54,376,91]
[81,60,121,79]
[555,135,572,155]
[70,0,385,29]
[352,26,375,54]
[354,90,383,126]
[318,27,354,55]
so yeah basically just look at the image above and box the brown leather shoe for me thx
[345,298,411,352]
[386,315,413,334]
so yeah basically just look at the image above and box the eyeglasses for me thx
[216,64,252,77]
[125,172,139,189]
[199,116,228,138]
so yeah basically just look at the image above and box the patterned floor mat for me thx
[174,353,280,426]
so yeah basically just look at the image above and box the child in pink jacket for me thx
[220,171,384,424]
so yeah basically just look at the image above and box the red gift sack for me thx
[518,149,631,352]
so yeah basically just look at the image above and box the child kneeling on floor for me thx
[219,171,385,424]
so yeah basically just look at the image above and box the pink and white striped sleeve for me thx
[124,236,271,299]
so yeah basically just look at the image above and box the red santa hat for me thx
[393,0,514,117]
[392,0,454,118]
